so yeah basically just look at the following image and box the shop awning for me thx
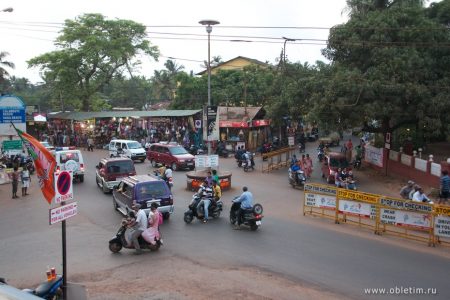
[219,119,271,128]
[33,114,47,122]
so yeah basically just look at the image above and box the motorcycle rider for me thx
[232,186,254,230]
[243,151,255,168]
[164,165,173,189]
[196,179,213,223]
[130,203,148,255]
[400,180,415,200]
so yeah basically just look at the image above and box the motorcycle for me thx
[215,146,229,158]
[353,157,362,169]
[298,142,305,153]
[153,170,173,190]
[22,275,63,299]
[229,198,264,231]
[242,152,255,172]
[108,224,162,253]
[317,148,325,162]
[288,168,306,189]
[184,194,223,223]
[186,144,205,156]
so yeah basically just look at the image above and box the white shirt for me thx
[164,169,173,178]
[412,191,429,202]
[135,209,148,231]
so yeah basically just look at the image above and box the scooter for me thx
[288,168,306,189]
[353,157,362,169]
[298,142,305,153]
[242,153,255,172]
[230,198,263,231]
[152,170,173,190]
[184,194,223,223]
[23,276,63,300]
[317,148,325,162]
[108,224,162,253]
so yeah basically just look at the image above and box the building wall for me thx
[211,58,255,75]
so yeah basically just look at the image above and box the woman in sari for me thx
[142,202,161,245]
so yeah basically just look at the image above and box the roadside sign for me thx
[195,119,202,128]
[2,140,23,150]
[49,202,78,225]
[195,155,219,168]
[54,171,73,204]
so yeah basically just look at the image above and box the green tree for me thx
[0,51,15,91]
[28,13,159,111]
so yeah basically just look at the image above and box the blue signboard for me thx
[0,95,26,124]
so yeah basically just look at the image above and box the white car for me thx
[54,147,85,182]
[108,139,146,162]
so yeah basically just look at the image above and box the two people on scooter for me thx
[232,186,254,230]
[195,179,214,223]
[200,180,222,223]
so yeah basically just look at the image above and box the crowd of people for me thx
[399,170,450,205]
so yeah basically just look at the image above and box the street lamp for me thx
[1,7,13,12]
[199,19,219,155]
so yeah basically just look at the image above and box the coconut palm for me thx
[0,51,15,84]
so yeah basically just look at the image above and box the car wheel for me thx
[189,166,195,171]
[79,175,84,183]
[140,158,145,163]
[163,212,170,220]
[109,242,122,253]
[151,159,157,168]
[171,162,177,171]
[96,176,101,188]
[229,212,237,225]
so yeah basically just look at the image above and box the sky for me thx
[0,0,349,84]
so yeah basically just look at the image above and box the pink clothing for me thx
[142,211,160,245]
[304,158,313,177]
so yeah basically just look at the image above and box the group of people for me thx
[193,170,222,223]
[334,168,357,190]
[399,170,449,205]
[122,202,161,255]
[290,154,313,178]
[9,166,31,199]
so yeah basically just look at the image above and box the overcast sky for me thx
[0,0,349,84]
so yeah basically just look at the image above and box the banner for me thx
[206,106,219,141]
[339,200,376,219]
[364,144,384,167]
[434,216,450,238]
[380,208,432,230]
[305,193,336,210]
[13,126,56,204]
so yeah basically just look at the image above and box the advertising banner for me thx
[338,189,379,204]
[339,199,376,219]
[305,193,336,210]
[0,95,26,135]
[304,183,337,196]
[380,208,432,230]
[364,144,384,167]
[206,106,219,141]
[380,197,433,213]
[194,155,219,168]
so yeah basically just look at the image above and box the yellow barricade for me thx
[303,183,338,222]
[261,147,296,173]
[433,205,450,247]
[303,184,448,247]
[336,189,380,233]
[378,196,434,245]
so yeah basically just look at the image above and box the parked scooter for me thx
[108,224,162,253]
[288,168,306,189]
[23,275,63,299]
[230,198,263,231]
[184,193,223,223]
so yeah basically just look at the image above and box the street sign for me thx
[49,202,78,225]
[2,140,22,150]
[54,171,73,204]
[194,155,219,168]
[195,119,202,128]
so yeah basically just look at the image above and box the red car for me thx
[147,143,195,171]
[321,152,351,184]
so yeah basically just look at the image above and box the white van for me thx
[108,139,146,162]
[54,148,85,182]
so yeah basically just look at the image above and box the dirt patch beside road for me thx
[75,254,348,300]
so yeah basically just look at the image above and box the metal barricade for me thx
[261,147,296,173]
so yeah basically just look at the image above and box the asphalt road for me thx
[0,141,449,299]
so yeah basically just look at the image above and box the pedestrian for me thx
[10,166,21,199]
[21,168,31,196]
[400,180,415,200]
[345,139,353,162]
[304,154,313,178]
[439,170,449,205]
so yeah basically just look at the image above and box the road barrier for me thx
[261,147,296,173]
[303,183,447,247]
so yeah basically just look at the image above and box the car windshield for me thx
[136,181,168,200]
[41,142,50,147]
[127,142,142,149]
[169,146,188,155]
[106,161,135,174]
[329,157,349,169]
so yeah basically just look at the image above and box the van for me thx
[108,139,146,162]
[147,143,195,171]
[95,157,136,193]
[54,147,85,182]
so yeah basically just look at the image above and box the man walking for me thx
[439,170,450,205]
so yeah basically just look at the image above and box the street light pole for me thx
[199,19,219,155]
[282,36,296,69]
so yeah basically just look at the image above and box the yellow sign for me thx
[435,205,450,217]
[337,189,379,204]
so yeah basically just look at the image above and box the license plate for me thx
[187,162,193,166]
[146,200,161,208]
[256,221,261,226]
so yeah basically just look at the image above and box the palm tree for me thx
[0,51,15,84]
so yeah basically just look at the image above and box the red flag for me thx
[13,127,56,204]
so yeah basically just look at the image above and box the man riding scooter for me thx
[232,186,254,230]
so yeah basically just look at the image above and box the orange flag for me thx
[13,126,56,204]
